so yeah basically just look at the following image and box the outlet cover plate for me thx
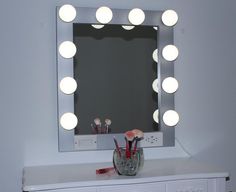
[140,132,163,147]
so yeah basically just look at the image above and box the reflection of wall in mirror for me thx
[73,24,158,135]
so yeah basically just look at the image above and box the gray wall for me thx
[0,0,236,191]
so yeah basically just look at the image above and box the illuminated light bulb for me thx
[152,49,158,63]
[122,25,135,30]
[162,77,178,93]
[161,10,178,27]
[59,41,77,59]
[153,109,159,123]
[163,110,179,126]
[60,113,78,130]
[128,8,145,25]
[153,26,158,30]
[162,45,179,61]
[60,77,77,95]
[92,24,104,29]
[96,6,113,24]
[59,4,76,22]
[152,78,158,93]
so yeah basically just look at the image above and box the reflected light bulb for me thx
[162,77,178,93]
[152,49,158,63]
[59,41,77,59]
[60,77,77,95]
[60,113,78,130]
[152,78,158,93]
[163,110,179,126]
[122,25,135,30]
[128,8,145,25]
[162,45,179,61]
[59,4,77,22]
[92,24,104,29]
[96,6,113,24]
[161,10,178,27]
[153,109,159,123]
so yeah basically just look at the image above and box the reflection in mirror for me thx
[73,24,158,135]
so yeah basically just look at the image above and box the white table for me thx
[23,158,229,192]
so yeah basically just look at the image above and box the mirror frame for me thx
[56,6,176,152]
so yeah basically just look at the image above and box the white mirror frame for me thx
[57,6,178,151]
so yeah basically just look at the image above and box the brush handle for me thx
[113,137,121,157]
[125,138,131,158]
[133,139,138,154]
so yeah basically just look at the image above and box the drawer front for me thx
[35,187,96,192]
[98,182,165,192]
[166,179,208,192]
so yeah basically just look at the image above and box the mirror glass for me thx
[73,24,158,135]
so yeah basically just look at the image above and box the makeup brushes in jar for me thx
[124,129,144,158]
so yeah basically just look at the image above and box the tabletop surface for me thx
[23,158,229,191]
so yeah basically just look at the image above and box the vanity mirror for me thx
[56,5,179,151]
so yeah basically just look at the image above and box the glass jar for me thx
[113,148,144,176]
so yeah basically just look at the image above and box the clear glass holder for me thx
[113,148,144,176]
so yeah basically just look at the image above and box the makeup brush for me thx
[91,123,96,134]
[124,131,135,158]
[94,118,101,134]
[105,119,112,133]
[132,129,144,154]
[113,136,121,157]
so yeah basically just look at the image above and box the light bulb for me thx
[59,41,77,59]
[162,45,179,61]
[162,77,178,93]
[128,8,145,25]
[60,77,77,95]
[153,27,158,30]
[152,49,158,63]
[152,78,158,93]
[163,110,179,126]
[96,6,113,24]
[161,10,178,27]
[122,25,135,30]
[153,109,159,123]
[60,113,78,130]
[59,4,76,22]
[92,24,104,29]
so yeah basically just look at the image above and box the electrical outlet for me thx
[74,135,97,150]
[140,132,163,147]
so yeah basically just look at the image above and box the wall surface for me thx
[0,0,236,192]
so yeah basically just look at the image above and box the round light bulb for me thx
[152,49,158,63]
[128,8,145,25]
[60,77,77,95]
[162,45,179,61]
[92,24,104,29]
[163,110,179,126]
[162,77,178,94]
[153,109,159,123]
[161,10,178,27]
[122,25,135,30]
[60,113,78,130]
[152,78,158,93]
[59,41,77,59]
[59,4,77,22]
[96,6,113,24]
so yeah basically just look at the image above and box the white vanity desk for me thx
[23,158,229,192]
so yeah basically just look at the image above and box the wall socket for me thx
[74,135,97,150]
[140,132,163,147]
